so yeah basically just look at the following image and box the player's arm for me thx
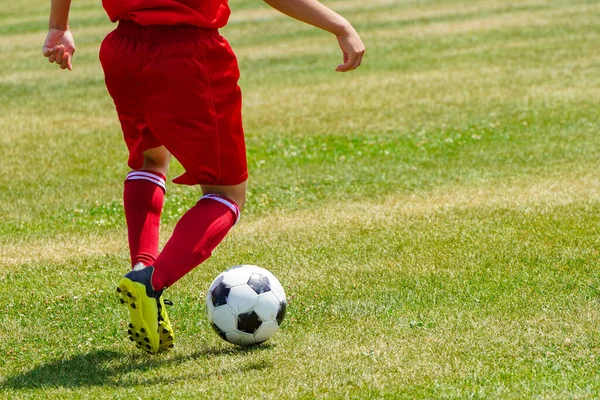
[42,0,76,70]
[262,0,365,72]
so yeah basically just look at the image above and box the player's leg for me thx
[142,146,171,175]
[149,181,246,294]
[124,146,171,270]
[139,26,247,292]
[200,181,247,210]
[101,25,171,354]
[117,145,173,354]
[120,146,177,353]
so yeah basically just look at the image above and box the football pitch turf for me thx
[1,0,600,398]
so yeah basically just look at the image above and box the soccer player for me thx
[43,0,365,354]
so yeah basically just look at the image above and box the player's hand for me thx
[42,28,76,70]
[335,26,365,72]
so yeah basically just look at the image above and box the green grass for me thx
[2,0,600,398]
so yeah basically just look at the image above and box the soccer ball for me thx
[206,265,287,346]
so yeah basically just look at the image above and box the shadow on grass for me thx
[2,345,272,389]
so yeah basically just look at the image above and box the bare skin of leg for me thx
[142,146,171,175]
[201,181,247,211]
[142,146,247,210]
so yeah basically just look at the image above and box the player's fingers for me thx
[55,46,65,65]
[60,52,70,70]
[336,54,349,71]
[49,45,60,63]
[336,53,358,72]
[66,53,73,70]
[351,51,364,70]
[335,52,348,71]
[42,46,54,57]
[335,63,349,72]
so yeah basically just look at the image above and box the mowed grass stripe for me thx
[2,0,598,72]
[1,110,597,232]
[2,171,598,269]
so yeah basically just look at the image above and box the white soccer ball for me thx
[206,265,287,346]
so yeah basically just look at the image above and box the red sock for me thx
[124,170,166,268]
[151,194,240,290]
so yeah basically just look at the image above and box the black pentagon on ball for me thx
[211,280,231,307]
[247,273,271,295]
[211,322,228,340]
[276,301,287,325]
[237,311,263,334]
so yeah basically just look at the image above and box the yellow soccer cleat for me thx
[117,266,174,355]
[158,297,175,352]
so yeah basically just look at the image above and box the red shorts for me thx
[99,21,248,186]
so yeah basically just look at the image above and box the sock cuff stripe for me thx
[126,171,167,192]
[127,170,166,180]
[126,176,167,192]
[127,170,166,183]
[201,194,241,223]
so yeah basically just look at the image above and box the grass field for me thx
[2,0,600,398]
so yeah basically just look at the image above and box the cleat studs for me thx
[163,328,169,334]
[130,303,136,309]
[127,329,132,335]
[160,340,163,344]
[147,351,153,355]
[140,328,145,333]
[146,344,151,349]
[135,333,140,337]
[129,337,134,341]
[120,299,125,304]
[116,287,121,293]
[167,336,173,340]
[129,323,133,328]
[144,338,149,343]
[136,345,141,349]
[127,292,132,298]
[169,344,174,348]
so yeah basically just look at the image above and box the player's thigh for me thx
[101,32,165,171]
[142,49,247,187]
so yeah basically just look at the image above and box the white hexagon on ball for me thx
[267,275,286,303]
[254,291,280,321]
[226,331,256,346]
[212,305,236,333]
[206,296,215,320]
[227,285,258,314]
[253,320,279,343]
[221,267,253,287]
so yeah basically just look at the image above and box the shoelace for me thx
[155,298,173,323]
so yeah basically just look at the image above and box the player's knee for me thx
[221,187,246,211]
[142,158,168,174]
[202,181,247,211]
[142,148,171,174]
[232,190,246,211]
